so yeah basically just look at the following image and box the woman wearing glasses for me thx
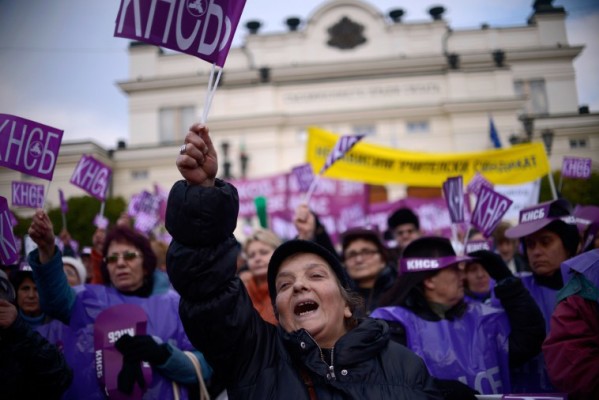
[340,227,397,317]
[27,213,212,400]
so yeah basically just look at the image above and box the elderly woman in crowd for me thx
[240,228,282,325]
[372,237,545,396]
[28,213,212,400]
[166,124,442,399]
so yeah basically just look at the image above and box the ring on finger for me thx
[179,144,187,155]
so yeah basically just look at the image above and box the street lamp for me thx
[541,129,554,155]
[521,116,534,142]
[540,129,558,200]
[221,141,232,179]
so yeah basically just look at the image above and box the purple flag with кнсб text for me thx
[70,155,112,201]
[561,156,592,179]
[0,196,20,265]
[470,186,513,238]
[11,181,45,209]
[466,172,493,196]
[0,114,63,181]
[320,134,365,175]
[443,176,465,223]
[114,0,247,68]
[291,163,315,192]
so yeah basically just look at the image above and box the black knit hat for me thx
[387,208,420,230]
[267,240,350,305]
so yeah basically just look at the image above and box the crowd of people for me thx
[1,122,598,399]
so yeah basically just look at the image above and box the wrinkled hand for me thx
[28,209,56,263]
[177,124,217,187]
[115,334,170,365]
[469,250,512,281]
[294,203,316,240]
[0,300,18,329]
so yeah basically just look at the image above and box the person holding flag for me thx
[166,123,442,399]
[27,211,213,399]
[372,237,545,396]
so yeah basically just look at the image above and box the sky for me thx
[1,0,597,149]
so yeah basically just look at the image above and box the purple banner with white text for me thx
[230,173,368,244]
[11,181,45,209]
[471,186,513,238]
[0,196,20,265]
[70,155,112,201]
[114,0,247,67]
[561,156,592,179]
[0,114,63,181]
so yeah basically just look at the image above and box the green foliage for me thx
[12,196,127,249]
[540,170,599,206]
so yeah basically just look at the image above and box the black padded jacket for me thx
[166,179,442,400]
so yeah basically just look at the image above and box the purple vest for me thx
[37,285,193,400]
[510,273,558,393]
[371,302,510,394]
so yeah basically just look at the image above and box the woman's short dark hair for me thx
[100,226,157,286]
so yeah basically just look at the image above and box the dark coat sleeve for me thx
[543,295,599,400]
[165,179,278,385]
[494,277,546,367]
[3,316,73,398]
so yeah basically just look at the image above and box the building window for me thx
[569,138,588,149]
[406,121,430,134]
[131,170,149,180]
[352,125,376,136]
[514,79,548,115]
[159,106,196,144]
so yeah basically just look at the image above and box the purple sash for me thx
[371,303,511,394]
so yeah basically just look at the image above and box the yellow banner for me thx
[306,127,550,187]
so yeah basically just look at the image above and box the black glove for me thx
[115,334,170,365]
[469,250,512,281]
[433,378,479,400]
[117,357,146,395]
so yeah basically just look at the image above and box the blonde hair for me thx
[243,228,282,255]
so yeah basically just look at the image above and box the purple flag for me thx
[471,186,513,238]
[94,214,109,230]
[70,155,112,201]
[466,172,493,196]
[134,212,159,234]
[11,181,44,209]
[443,176,465,223]
[320,134,365,175]
[0,114,63,181]
[59,189,68,214]
[291,163,315,192]
[0,196,20,265]
[114,0,247,68]
[561,156,592,179]
[94,304,152,400]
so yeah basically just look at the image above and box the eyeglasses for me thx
[344,248,379,261]
[394,227,416,237]
[104,251,140,264]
